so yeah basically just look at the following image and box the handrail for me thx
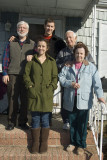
[100,102,107,160]
[89,100,107,160]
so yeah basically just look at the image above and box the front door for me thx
[29,24,44,42]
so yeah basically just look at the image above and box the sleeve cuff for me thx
[2,72,8,76]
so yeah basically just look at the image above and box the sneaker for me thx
[63,123,70,130]
[66,144,75,152]
[76,147,84,155]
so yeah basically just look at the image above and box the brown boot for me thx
[39,128,49,154]
[31,128,41,154]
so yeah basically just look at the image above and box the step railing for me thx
[89,96,107,160]
[53,81,61,114]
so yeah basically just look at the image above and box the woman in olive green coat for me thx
[23,38,58,154]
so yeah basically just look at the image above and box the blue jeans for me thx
[31,111,50,128]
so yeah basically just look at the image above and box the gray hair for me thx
[65,30,76,38]
[17,21,29,30]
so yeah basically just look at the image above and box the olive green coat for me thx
[23,54,58,112]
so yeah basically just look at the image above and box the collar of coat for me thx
[33,53,55,61]
[51,34,60,40]
[71,59,89,67]
[14,36,31,44]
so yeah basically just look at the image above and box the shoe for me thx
[5,124,15,130]
[66,144,75,152]
[76,147,84,155]
[63,123,70,130]
[18,124,29,130]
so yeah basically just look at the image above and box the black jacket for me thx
[56,46,95,73]
[47,34,66,59]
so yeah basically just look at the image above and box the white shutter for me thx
[98,21,107,78]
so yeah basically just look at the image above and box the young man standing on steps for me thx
[42,18,66,125]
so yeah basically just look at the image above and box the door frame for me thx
[19,15,65,38]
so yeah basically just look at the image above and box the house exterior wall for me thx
[66,7,107,65]
[0,12,19,113]
[0,12,19,72]
[65,16,92,56]
[0,9,107,115]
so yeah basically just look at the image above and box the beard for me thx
[17,31,28,38]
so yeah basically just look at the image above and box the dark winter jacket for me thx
[47,34,66,59]
[56,46,95,73]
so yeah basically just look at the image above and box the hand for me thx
[72,82,80,89]
[98,97,106,104]
[29,86,32,88]
[26,55,33,62]
[2,75,9,84]
[9,36,15,42]
[65,61,72,67]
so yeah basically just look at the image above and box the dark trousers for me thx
[69,97,89,148]
[61,107,69,123]
[61,87,69,123]
[7,75,28,125]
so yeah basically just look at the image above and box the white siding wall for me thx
[76,8,107,65]
[76,13,92,58]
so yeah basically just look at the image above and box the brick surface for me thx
[0,115,100,160]
[0,146,99,160]
[0,126,95,147]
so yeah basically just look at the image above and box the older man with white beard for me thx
[2,21,35,130]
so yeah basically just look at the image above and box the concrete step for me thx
[0,146,99,160]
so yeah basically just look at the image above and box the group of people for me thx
[2,18,105,155]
